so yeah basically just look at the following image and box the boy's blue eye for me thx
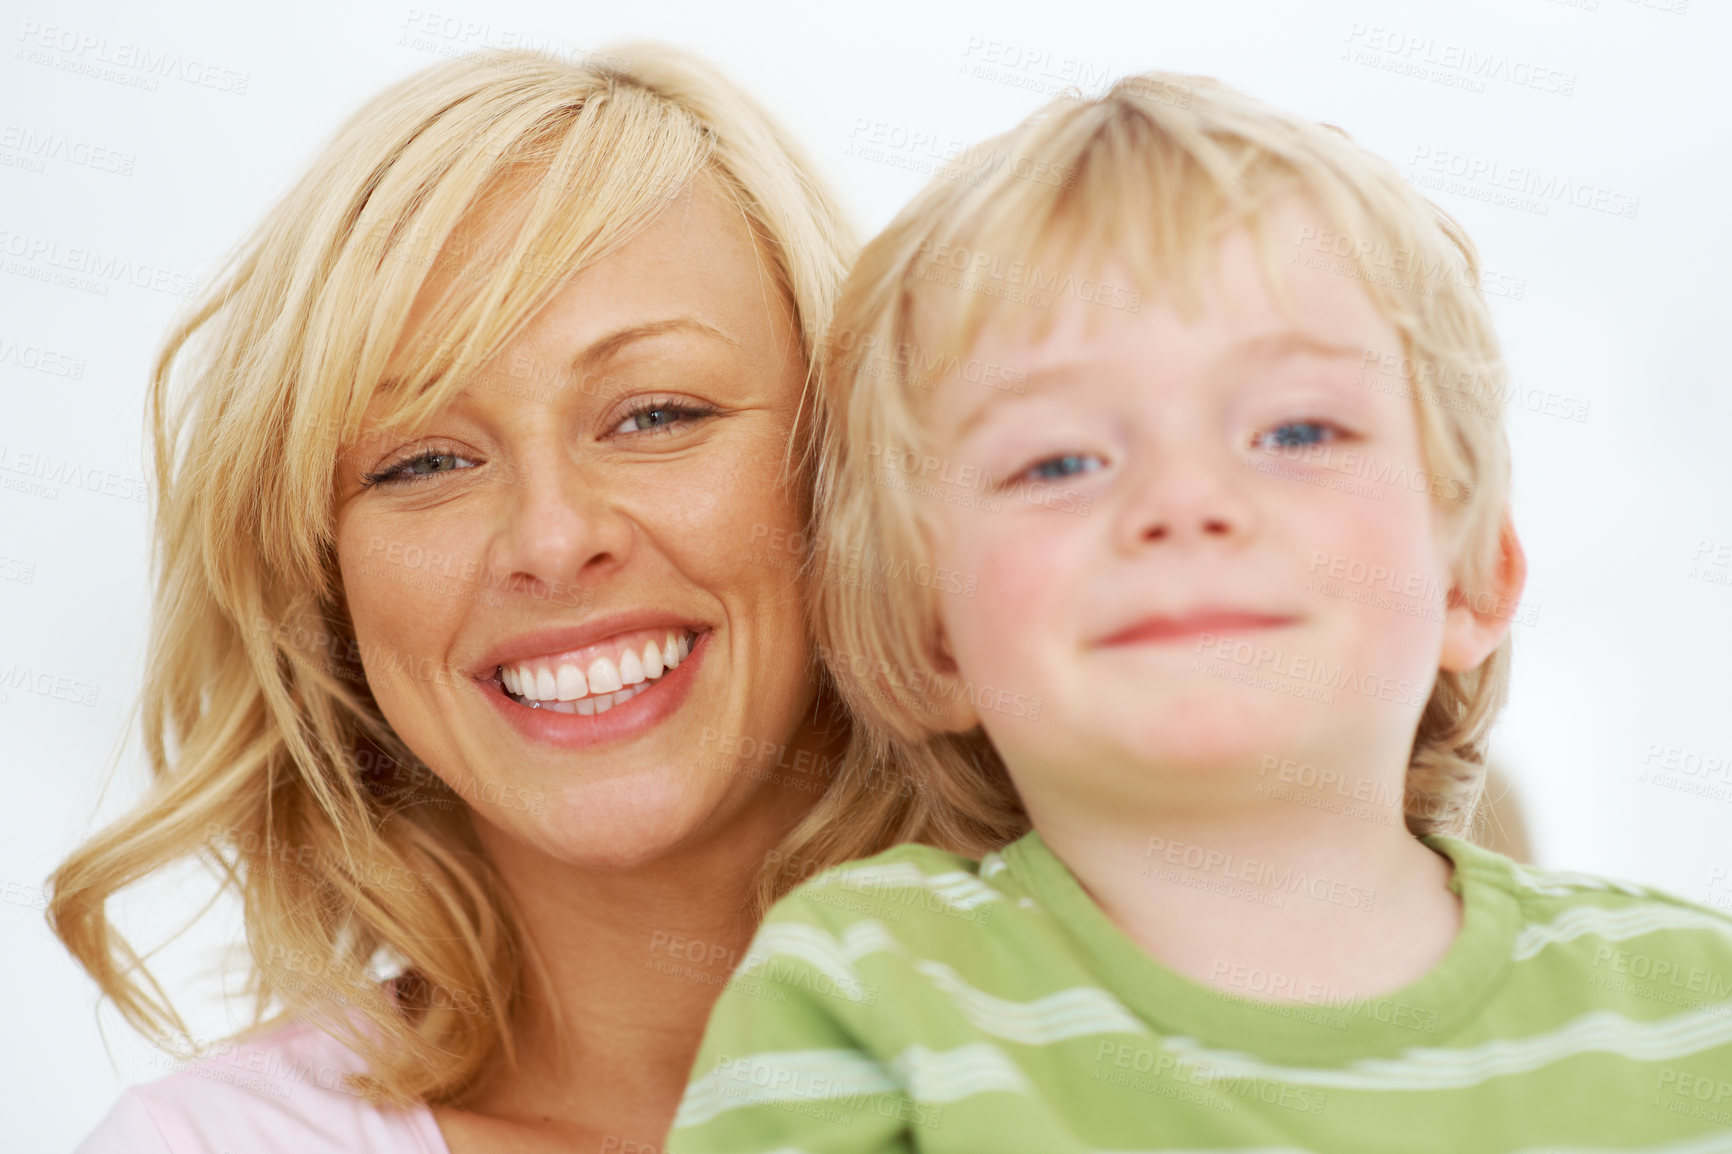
[1256,421,1340,450]
[1024,454,1101,481]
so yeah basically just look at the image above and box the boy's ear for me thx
[923,624,983,734]
[1440,512,1528,674]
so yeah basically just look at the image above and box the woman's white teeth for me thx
[587,655,623,694]
[502,631,695,706]
[534,681,649,714]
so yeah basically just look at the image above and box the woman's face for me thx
[333,176,824,869]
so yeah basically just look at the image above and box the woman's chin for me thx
[494,771,727,872]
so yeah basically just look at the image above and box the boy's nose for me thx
[1111,450,1258,552]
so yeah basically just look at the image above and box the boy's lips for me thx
[1098,609,1300,646]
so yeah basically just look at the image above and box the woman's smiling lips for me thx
[1097,608,1301,646]
[471,613,712,749]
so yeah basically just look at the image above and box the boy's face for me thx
[918,198,1495,818]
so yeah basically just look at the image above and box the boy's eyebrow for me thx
[1232,330,1367,363]
[947,329,1369,442]
[948,362,1074,444]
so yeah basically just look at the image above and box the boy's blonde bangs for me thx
[897,88,1253,382]
[819,71,1515,844]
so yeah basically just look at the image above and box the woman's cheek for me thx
[666,440,800,564]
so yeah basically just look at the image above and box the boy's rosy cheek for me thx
[967,528,1078,635]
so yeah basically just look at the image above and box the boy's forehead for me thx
[924,293,1390,448]
[954,246,1385,374]
[956,200,1383,345]
[912,197,1400,436]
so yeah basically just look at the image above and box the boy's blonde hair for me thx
[814,72,1515,839]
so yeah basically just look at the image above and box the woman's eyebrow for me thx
[574,316,742,369]
[375,316,740,395]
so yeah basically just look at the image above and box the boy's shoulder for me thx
[764,841,1012,933]
[1434,835,1732,966]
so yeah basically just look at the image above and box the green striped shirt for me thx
[669,833,1732,1153]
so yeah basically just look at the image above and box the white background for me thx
[2,0,1728,1149]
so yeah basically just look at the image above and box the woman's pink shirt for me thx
[76,1021,449,1154]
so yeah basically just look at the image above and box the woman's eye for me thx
[1020,453,1103,482]
[1253,421,1344,451]
[361,450,479,487]
[611,402,711,436]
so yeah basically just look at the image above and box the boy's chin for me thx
[1078,689,1327,775]
[1136,675,1314,722]
[1129,737,1287,779]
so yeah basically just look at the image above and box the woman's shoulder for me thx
[75,1020,448,1154]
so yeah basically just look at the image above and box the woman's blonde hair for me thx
[813,72,1516,841]
[46,44,1013,1109]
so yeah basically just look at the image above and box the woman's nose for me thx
[487,453,634,597]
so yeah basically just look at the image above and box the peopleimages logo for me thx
[0,336,86,379]
[1141,835,1378,912]
[0,123,136,175]
[818,644,1043,722]
[1342,24,1576,97]
[1191,632,1430,709]
[14,22,251,94]
[0,228,201,298]
[0,442,146,502]
[907,239,1142,312]
[1409,146,1640,220]
[1291,225,1526,301]
[865,442,1092,516]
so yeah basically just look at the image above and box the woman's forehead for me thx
[387,174,779,365]
[357,172,798,436]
